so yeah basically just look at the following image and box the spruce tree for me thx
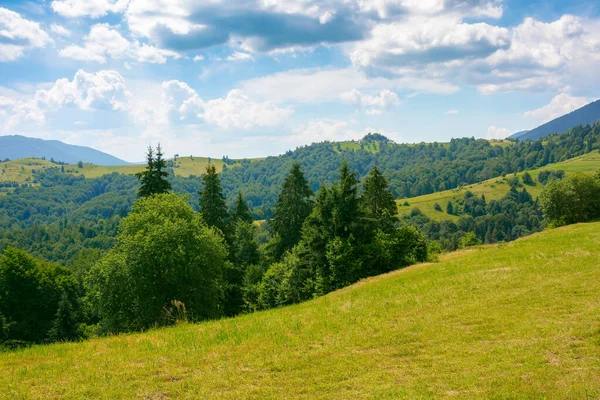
[271,163,314,259]
[331,162,362,239]
[232,192,253,224]
[198,164,230,237]
[361,165,397,232]
[136,144,172,198]
[47,292,78,342]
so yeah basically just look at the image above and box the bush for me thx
[459,232,482,248]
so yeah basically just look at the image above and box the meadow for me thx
[397,151,600,221]
[1,222,599,399]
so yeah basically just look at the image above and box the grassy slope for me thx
[397,151,600,221]
[2,223,600,399]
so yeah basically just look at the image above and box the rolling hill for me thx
[1,222,599,398]
[510,99,600,141]
[397,151,600,221]
[0,135,129,166]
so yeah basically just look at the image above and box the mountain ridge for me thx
[0,135,129,166]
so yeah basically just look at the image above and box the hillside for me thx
[2,223,600,398]
[511,99,600,141]
[0,135,129,166]
[398,151,600,221]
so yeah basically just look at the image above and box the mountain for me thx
[0,135,129,166]
[511,99,600,141]
[2,222,599,398]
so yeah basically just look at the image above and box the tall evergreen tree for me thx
[47,291,79,342]
[331,162,362,240]
[135,144,172,198]
[270,163,314,259]
[232,192,253,224]
[199,164,230,237]
[361,165,397,232]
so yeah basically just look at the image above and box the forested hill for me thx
[0,135,129,166]
[220,124,600,215]
[511,99,600,141]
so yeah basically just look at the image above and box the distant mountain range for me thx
[0,135,129,166]
[510,99,600,141]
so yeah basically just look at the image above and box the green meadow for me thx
[2,222,600,399]
[397,151,600,221]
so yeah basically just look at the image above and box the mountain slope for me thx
[0,135,128,166]
[511,99,600,141]
[2,223,600,399]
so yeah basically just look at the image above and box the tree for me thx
[86,194,227,333]
[361,165,398,232]
[77,161,83,168]
[232,191,253,224]
[540,173,600,226]
[135,144,172,198]
[47,291,79,342]
[270,163,314,259]
[198,164,230,238]
[459,232,482,248]
[446,201,454,215]
[522,171,534,185]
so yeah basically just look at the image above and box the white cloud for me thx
[50,24,71,37]
[444,109,459,115]
[340,89,400,114]
[193,55,204,62]
[487,125,512,139]
[227,52,254,61]
[51,0,129,18]
[203,89,293,129]
[59,24,179,64]
[0,7,52,62]
[524,93,589,123]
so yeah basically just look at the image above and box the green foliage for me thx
[434,202,442,212]
[47,291,79,342]
[459,232,483,248]
[86,194,227,333]
[537,170,565,185]
[135,144,172,198]
[361,165,398,232]
[522,171,534,185]
[446,202,454,215]
[540,173,600,226]
[270,163,313,260]
[198,164,230,238]
[232,192,253,224]
[0,248,80,344]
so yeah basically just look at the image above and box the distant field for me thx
[0,156,241,184]
[397,151,600,221]
[2,222,600,398]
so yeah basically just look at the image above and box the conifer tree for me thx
[331,162,362,239]
[361,165,397,232]
[271,163,313,259]
[47,291,78,342]
[199,164,230,237]
[136,144,172,198]
[232,192,253,224]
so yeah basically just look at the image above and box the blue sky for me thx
[0,0,599,162]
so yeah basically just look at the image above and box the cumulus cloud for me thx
[202,90,293,129]
[0,7,52,62]
[487,125,512,139]
[524,93,589,123]
[51,0,129,18]
[59,24,179,64]
[340,89,400,114]
[50,24,71,37]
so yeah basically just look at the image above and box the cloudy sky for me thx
[0,0,599,162]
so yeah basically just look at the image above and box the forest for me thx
[1,124,600,346]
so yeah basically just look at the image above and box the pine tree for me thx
[199,164,230,237]
[232,192,253,224]
[136,144,172,198]
[47,292,78,342]
[271,163,314,259]
[331,162,362,239]
[361,165,397,232]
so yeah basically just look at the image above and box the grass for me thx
[2,222,600,399]
[397,151,600,221]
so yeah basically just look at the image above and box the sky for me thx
[0,0,599,162]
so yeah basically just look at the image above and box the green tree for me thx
[522,171,534,185]
[446,202,454,215]
[232,191,253,224]
[198,164,230,238]
[459,232,482,248]
[135,144,172,198]
[86,194,227,333]
[270,163,314,259]
[361,165,398,232]
[540,173,600,226]
[47,291,79,342]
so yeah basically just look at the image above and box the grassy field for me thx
[2,222,600,399]
[0,157,236,184]
[397,151,600,221]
